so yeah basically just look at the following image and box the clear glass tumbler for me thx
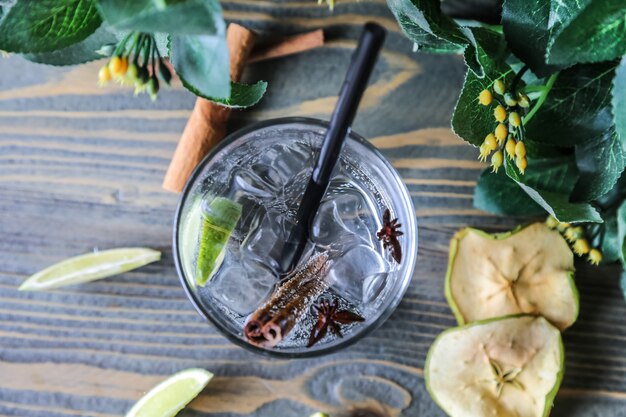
[173,117,417,357]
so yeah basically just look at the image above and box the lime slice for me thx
[19,248,161,291]
[179,197,203,285]
[196,197,242,286]
[125,368,213,417]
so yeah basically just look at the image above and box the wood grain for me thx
[0,1,625,416]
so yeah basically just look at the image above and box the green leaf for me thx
[97,0,223,35]
[473,168,544,216]
[613,56,626,151]
[171,34,230,101]
[22,26,118,66]
[526,62,619,147]
[525,61,624,202]
[0,0,101,53]
[548,0,626,66]
[181,80,268,109]
[573,126,624,201]
[601,211,622,263]
[504,157,602,223]
[452,30,514,146]
[386,0,467,53]
[461,27,509,79]
[501,0,589,76]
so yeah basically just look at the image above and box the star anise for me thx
[376,208,403,263]
[307,298,365,347]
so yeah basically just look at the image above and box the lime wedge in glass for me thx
[196,196,242,286]
[19,247,161,291]
[125,368,213,417]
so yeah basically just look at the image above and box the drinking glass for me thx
[174,117,417,357]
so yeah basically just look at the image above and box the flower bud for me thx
[479,89,493,106]
[509,112,521,127]
[505,137,517,159]
[546,216,559,229]
[484,133,497,151]
[557,222,571,232]
[588,248,602,265]
[515,141,526,158]
[495,123,508,142]
[126,63,138,81]
[518,93,530,108]
[564,226,583,242]
[516,156,527,174]
[108,56,128,77]
[148,77,160,101]
[504,92,517,106]
[493,79,506,95]
[158,62,172,85]
[491,150,503,173]
[478,143,490,162]
[573,238,590,256]
[98,65,111,85]
[494,105,506,123]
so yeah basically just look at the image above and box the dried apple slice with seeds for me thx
[426,315,564,417]
[445,223,578,330]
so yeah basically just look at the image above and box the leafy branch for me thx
[388,0,626,276]
[0,0,266,108]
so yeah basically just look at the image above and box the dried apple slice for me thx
[426,315,564,417]
[446,223,578,330]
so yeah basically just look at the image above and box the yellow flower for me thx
[518,93,530,108]
[495,123,508,142]
[491,150,503,173]
[505,137,517,159]
[516,156,527,174]
[546,216,559,229]
[479,89,493,106]
[573,239,590,256]
[493,79,506,95]
[588,249,602,265]
[478,143,490,162]
[515,141,526,158]
[564,226,583,242]
[504,93,517,106]
[109,56,128,77]
[494,105,507,123]
[98,65,111,86]
[484,133,498,151]
[509,112,521,127]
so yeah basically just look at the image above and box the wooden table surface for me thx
[1,1,625,416]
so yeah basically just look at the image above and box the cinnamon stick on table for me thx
[162,27,325,193]
[162,24,256,193]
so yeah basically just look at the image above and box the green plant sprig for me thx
[388,0,626,294]
[0,0,267,108]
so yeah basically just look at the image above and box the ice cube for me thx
[327,244,387,304]
[260,142,315,181]
[229,167,281,200]
[251,163,283,191]
[242,211,299,273]
[209,256,277,316]
[362,272,389,305]
[311,190,374,249]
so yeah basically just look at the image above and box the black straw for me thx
[275,23,386,274]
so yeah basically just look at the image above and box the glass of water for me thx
[174,117,417,357]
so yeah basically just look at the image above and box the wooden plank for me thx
[0,1,624,416]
